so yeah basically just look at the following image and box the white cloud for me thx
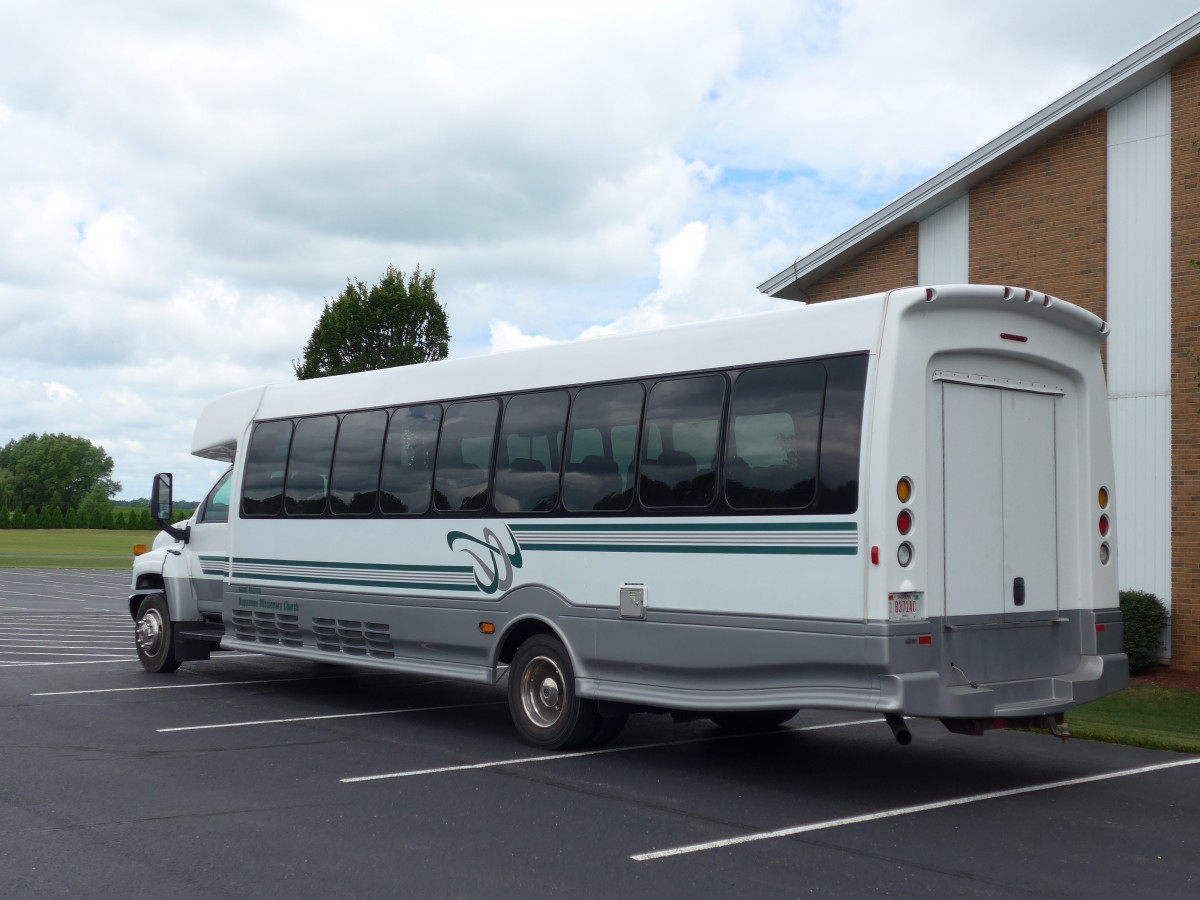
[2,0,1197,500]
[488,321,559,353]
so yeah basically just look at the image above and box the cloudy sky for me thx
[2,0,1198,502]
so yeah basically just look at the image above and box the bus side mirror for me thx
[151,473,173,521]
[151,472,190,543]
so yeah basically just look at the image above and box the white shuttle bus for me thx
[131,284,1127,749]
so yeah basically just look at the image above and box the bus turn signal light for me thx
[479,622,496,635]
[896,477,912,503]
[132,544,148,556]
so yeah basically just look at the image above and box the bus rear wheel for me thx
[135,593,182,674]
[508,634,603,750]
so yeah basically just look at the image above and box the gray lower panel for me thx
[577,608,1128,719]
[216,580,1127,720]
[219,638,496,683]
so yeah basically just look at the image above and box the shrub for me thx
[1119,590,1170,673]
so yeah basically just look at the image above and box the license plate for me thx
[889,592,923,621]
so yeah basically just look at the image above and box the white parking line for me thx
[34,670,382,696]
[158,701,503,732]
[630,756,1200,861]
[0,628,130,634]
[341,719,880,784]
[0,652,136,657]
[0,658,138,667]
[0,638,132,645]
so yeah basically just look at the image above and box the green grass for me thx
[0,529,159,569]
[1066,686,1200,754]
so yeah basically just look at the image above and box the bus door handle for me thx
[1013,577,1025,606]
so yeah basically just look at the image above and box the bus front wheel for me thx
[135,593,182,674]
[508,634,602,750]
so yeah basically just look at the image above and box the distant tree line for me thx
[0,505,166,531]
[0,433,193,531]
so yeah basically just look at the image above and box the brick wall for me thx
[969,111,1108,322]
[1171,57,1200,670]
[804,224,918,303]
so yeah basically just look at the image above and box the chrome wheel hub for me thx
[520,655,564,729]
[136,609,164,656]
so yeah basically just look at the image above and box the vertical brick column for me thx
[1172,58,1200,670]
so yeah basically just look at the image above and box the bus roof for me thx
[190,284,1107,461]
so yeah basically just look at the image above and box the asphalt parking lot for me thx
[1,568,1198,898]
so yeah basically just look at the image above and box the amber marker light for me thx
[132,544,148,556]
[896,477,913,503]
[1098,486,1109,509]
[479,622,496,635]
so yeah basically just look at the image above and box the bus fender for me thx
[492,585,593,680]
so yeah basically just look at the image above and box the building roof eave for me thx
[758,11,1200,298]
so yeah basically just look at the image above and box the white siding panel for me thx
[1109,395,1171,602]
[1106,74,1171,617]
[917,194,968,284]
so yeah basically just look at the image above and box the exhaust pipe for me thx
[885,714,912,746]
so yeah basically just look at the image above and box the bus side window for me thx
[434,399,499,512]
[563,383,644,512]
[284,415,338,516]
[380,404,442,515]
[639,374,725,508]
[199,469,233,524]
[330,409,388,515]
[495,391,568,513]
[725,362,825,510]
[817,355,868,514]
[241,420,294,517]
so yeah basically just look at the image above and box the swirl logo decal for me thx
[446,526,524,594]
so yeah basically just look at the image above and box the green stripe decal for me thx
[515,543,857,555]
[229,557,479,593]
[508,522,858,555]
[199,555,230,576]
[202,521,857,596]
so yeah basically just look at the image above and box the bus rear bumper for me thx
[877,652,1130,719]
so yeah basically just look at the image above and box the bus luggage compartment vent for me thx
[312,617,395,659]
[230,610,303,647]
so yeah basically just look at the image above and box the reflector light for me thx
[1098,486,1109,509]
[896,477,912,503]
[1099,515,1110,537]
[897,509,913,535]
[871,546,879,566]
[918,635,932,645]
[1096,624,1107,633]
[1000,332,1028,342]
